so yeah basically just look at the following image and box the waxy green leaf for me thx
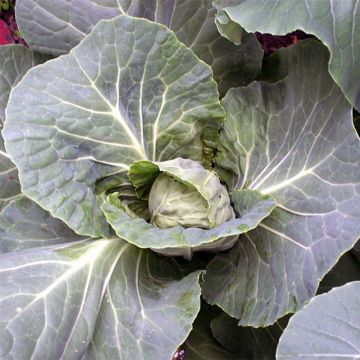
[0,196,86,253]
[0,45,47,123]
[203,40,360,326]
[129,158,234,228]
[0,235,204,360]
[16,0,263,94]
[3,15,224,237]
[0,150,19,211]
[102,188,276,259]
[214,0,360,110]
[86,247,203,360]
[0,45,47,210]
[277,282,360,359]
[0,239,125,359]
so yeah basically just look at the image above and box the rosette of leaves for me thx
[0,1,359,359]
[0,14,274,359]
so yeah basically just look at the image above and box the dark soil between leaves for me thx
[256,30,313,56]
[0,0,27,46]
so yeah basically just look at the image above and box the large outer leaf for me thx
[0,150,19,211]
[101,189,276,259]
[86,247,203,360]
[203,40,360,326]
[0,45,48,122]
[0,45,47,210]
[0,196,85,253]
[214,0,360,110]
[3,15,224,237]
[276,282,360,359]
[0,238,125,359]
[16,0,263,94]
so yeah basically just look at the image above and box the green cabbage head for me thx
[148,168,235,229]
[103,158,277,259]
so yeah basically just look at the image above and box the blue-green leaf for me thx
[203,40,360,326]
[101,188,276,259]
[86,248,203,360]
[3,15,224,237]
[214,0,360,110]
[277,282,360,359]
[0,45,48,210]
[16,0,263,94]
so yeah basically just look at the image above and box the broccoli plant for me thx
[0,1,359,359]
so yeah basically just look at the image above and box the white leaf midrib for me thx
[73,56,146,160]
[4,241,111,329]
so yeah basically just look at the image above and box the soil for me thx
[0,0,27,46]
[256,30,314,56]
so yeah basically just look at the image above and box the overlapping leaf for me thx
[16,0,263,93]
[183,306,239,360]
[101,189,276,259]
[211,313,288,359]
[0,45,47,210]
[318,251,360,294]
[3,15,224,237]
[129,158,235,228]
[277,282,360,359]
[0,237,203,359]
[0,239,125,359]
[203,40,360,326]
[0,196,86,253]
[86,246,203,360]
[0,46,48,122]
[0,150,19,211]
[214,0,360,110]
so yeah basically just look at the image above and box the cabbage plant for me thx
[0,1,360,359]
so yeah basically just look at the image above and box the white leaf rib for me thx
[259,223,310,250]
[54,126,137,151]
[115,0,126,14]
[259,147,337,194]
[0,149,11,159]
[135,251,146,320]
[44,91,114,115]
[249,101,317,190]
[0,260,71,273]
[61,155,129,169]
[73,56,146,159]
[0,194,21,202]
[36,4,87,37]
[58,260,95,359]
[0,166,17,175]
[99,243,131,300]
[4,241,110,328]
[152,90,167,161]
[106,288,122,358]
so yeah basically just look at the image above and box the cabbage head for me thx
[102,158,277,259]
[148,167,235,229]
